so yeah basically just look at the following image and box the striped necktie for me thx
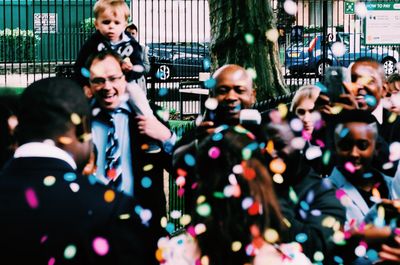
[103,108,129,189]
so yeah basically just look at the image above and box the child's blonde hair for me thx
[93,0,130,20]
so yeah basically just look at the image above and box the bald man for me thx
[170,64,257,225]
[205,64,256,127]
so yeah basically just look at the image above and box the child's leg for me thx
[126,82,154,117]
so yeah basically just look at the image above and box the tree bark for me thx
[208,0,288,100]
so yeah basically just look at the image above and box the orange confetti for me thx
[104,189,115,203]
[269,158,286,174]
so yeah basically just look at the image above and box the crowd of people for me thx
[0,0,400,264]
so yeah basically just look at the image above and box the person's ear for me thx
[83,85,93,98]
[94,19,99,30]
[251,89,257,104]
[381,80,389,98]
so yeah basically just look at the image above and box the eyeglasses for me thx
[90,74,124,87]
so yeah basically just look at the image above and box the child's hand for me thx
[122,57,134,72]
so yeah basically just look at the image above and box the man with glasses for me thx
[84,50,175,265]
[328,109,400,264]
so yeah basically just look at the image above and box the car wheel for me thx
[382,57,396,76]
[316,60,331,77]
[155,64,172,80]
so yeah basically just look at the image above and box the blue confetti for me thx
[295,233,308,243]
[363,172,373,178]
[64,172,77,182]
[334,256,343,264]
[134,205,143,215]
[81,67,90,78]
[141,177,152,188]
[88,174,97,185]
[184,154,196,167]
[315,82,327,93]
[158,87,168,97]
[165,223,175,234]
[306,190,315,204]
[366,249,379,262]
[300,201,310,211]
[203,58,211,71]
[204,78,216,89]
[212,133,223,141]
[339,128,349,138]
[245,142,259,151]
[365,95,377,107]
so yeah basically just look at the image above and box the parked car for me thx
[147,42,210,80]
[285,32,399,76]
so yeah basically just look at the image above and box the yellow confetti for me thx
[70,113,81,125]
[231,241,242,252]
[265,28,279,42]
[330,105,343,115]
[322,216,336,228]
[264,228,279,243]
[160,216,168,228]
[278,103,288,118]
[119,214,130,220]
[388,112,398,123]
[372,187,381,200]
[197,195,206,204]
[265,140,275,155]
[104,189,115,203]
[143,164,154,172]
[43,175,56,186]
[180,214,192,226]
[201,255,210,265]
[155,249,163,262]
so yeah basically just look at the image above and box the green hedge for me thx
[0,28,40,63]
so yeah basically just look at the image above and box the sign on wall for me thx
[34,13,57,34]
[364,2,400,45]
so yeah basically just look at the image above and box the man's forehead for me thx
[217,69,252,87]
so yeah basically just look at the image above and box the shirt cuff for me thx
[162,132,177,155]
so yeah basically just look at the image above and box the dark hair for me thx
[84,49,124,74]
[388,73,400,83]
[17,77,90,143]
[126,23,138,32]
[193,125,284,265]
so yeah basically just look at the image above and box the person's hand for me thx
[136,115,171,142]
[379,235,400,262]
[197,120,215,135]
[121,58,134,72]
[315,92,358,116]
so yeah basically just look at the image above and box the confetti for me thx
[119,214,130,220]
[322,150,331,165]
[158,87,168,97]
[232,241,242,252]
[69,183,80,193]
[203,58,211,71]
[246,68,257,80]
[64,245,77,259]
[204,78,217,89]
[313,251,324,262]
[81,67,90,78]
[388,112,397,123]
[295,233,308,243]
[344,161,356,173]
[284,0,297,15]
[140,209,152,223]
[265,29,279,42]
[25,188,39,209]
[305,146,322,160]
[355,2,368,18]
[64,172,77,182]
[289,186,298,204]
[355,244,366,257]
[194,223,206,235]
[180,215,191,226]
[93,237,109,256]
[269,158,286,174]
[170,210,182,219]
[43,176,56,187]
[277,103,288,118]
[104,190,115,203]
[48,257,56,265]
[272,174,284,184]
[176,176,186,187]
[264,228,279,243]
[208,146,220,159]
[232,164,243,174]
[70,113,81,125]
[242,148,252,160]
[290,118,304,132]
[243,166,256,180]
[242,197,253,210]
[196,203,211,217]
[365,95,377,107]
[58,136,73,145]
[244,33,255,44]
[141,177,152,188]
[331,42,346,57]
[143,164,154,172]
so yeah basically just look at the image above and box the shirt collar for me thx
[14,141,77,170]
[372,100,383,124]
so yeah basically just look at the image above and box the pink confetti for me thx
[177,188,185,197]
[92,237,109,256]
[315,139,325,148]
[344,161,356,173]
[40,235,48,244]
[208,146,220,159]
[25,188,39,209]
[335,189,346,199]
[48,257,55,265]
[302,130,312,141]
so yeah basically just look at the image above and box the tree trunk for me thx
[208,0,288,101]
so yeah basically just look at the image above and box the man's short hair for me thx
[388,73,400,84]
[352,56,385,80]
[84,50,124,74]
[17,77,90,144]
[93,0,130,20]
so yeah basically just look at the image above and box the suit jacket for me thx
[0,157,148,265]
[92,101,171,265]
[328,167,398,226]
